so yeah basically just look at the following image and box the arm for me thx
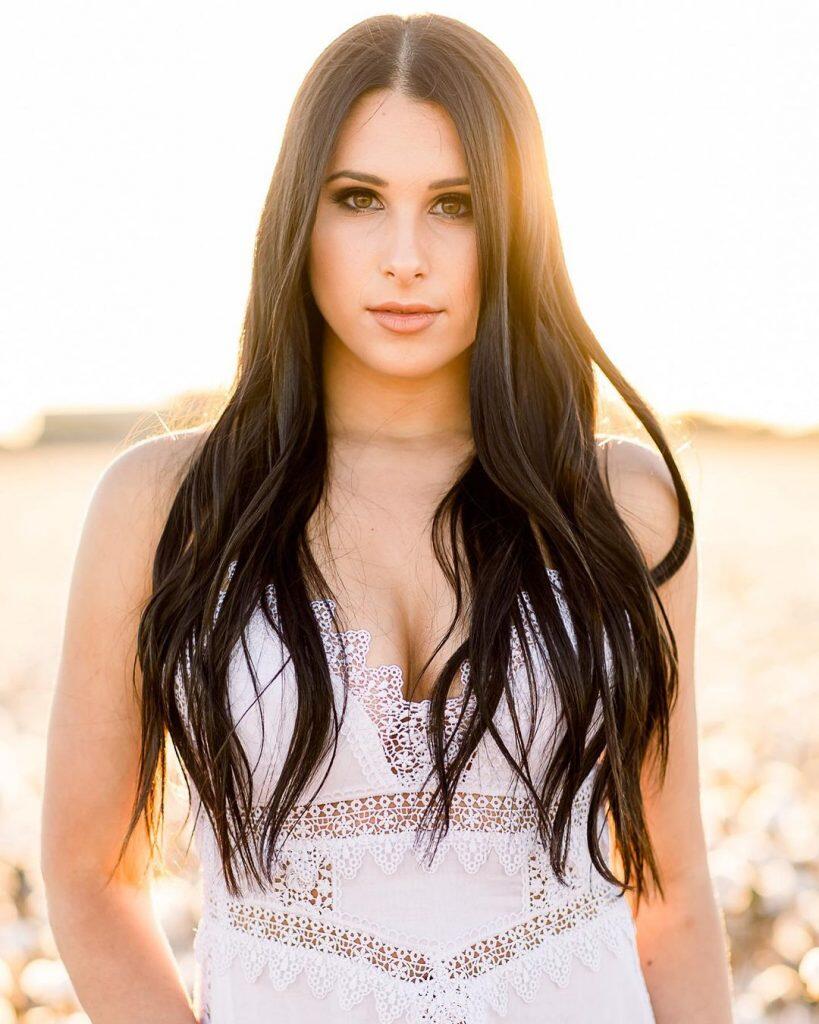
[40,431,205,1024]
[600,438,734,1023]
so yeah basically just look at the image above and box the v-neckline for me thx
[309,596,466,707]
[308,567,561,708]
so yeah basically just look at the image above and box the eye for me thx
[330,188,384,215]
[329,188,472,220]
[431,193,472,220]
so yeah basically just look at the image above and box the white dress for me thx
[180,564,656,1023]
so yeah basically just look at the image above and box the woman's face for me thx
[308,89,479,379]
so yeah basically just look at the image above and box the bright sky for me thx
[2,1,816,440]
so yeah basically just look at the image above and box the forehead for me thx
[328,90,469,184]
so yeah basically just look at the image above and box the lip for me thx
[368,309,442,334]
[368,302,441,313]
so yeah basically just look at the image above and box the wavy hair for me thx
[112,12,694,909]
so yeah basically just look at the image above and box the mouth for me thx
[367,308,442,334]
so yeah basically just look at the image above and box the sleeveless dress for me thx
[178,563,656,1023]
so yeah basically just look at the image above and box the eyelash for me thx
[329,187,472,221]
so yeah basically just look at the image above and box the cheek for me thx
[309,221,366,305]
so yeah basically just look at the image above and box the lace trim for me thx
[196,764,600,888]
[307,586,555,788]
[308,576,557,706]
[193,894,637,1024]
[309,581,557,704]
[230,789,542,883]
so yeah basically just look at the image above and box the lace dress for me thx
[179,565,656,1023]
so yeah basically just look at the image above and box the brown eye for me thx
[433,194,472,220]
[351,192,375,211]
[330,188,383,215]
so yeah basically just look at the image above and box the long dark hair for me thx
[113,12,694,910]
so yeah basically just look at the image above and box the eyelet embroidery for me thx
[186,565,652,1022]
[263,852,335,910]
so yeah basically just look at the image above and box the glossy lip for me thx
[367,302,442,313]
[368,309,442,334]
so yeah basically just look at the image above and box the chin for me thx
[363,349,453,379]
[327,327,469,378]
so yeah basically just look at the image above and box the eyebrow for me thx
[324,170,470,189]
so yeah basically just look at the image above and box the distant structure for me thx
[0,391,226,450]
[36,408,171,444]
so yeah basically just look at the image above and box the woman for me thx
[41,13,733,1024]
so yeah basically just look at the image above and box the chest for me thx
[304,450,472,704]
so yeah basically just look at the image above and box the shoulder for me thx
[102,422,210,482]
[94,424,210,517]
[82,425,212,597]
[593,434,682,575]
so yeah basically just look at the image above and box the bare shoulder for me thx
[593,434,683,575]
[98,424,209,512]
[80,424,212,606]
[96,425,209,525]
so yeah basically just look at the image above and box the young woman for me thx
[41,13,734,1024]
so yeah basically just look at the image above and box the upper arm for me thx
[40,429,205,891]
[598,437,705,903]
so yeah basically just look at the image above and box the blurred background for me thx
[1,0,817,1021]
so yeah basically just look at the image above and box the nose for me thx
[378,212,429,281]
